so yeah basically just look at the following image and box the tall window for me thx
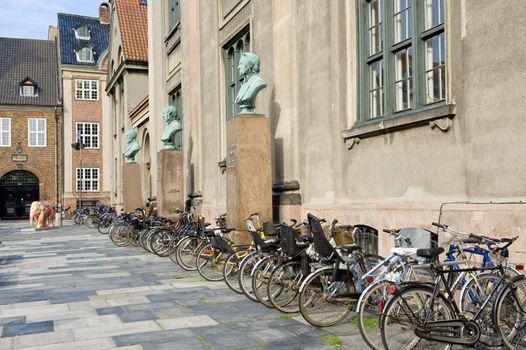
[76,80,99,100]
[76,168,99,192]
[76,122,99,148]
[76,47,94,63]
[74,26,90,40]
[168,0,180,31]
[0,118,10,147]
[169,87,182,149]
[27,118,46,147]
[223,29,250,120]
[358,0,445,122]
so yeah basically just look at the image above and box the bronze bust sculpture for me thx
[235,52,267,114]
[160,105,182,150]
[123,129,141,163]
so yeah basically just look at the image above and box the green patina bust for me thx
[123,129,141,163]
[235,52,267,115]
[160,105,182,150]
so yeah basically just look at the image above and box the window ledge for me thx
[341,104,456,141]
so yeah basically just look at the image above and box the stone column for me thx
[226,114,272,244]
[122,163,143,211]
[157,150,184,218]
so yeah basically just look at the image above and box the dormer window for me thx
[75,47,94,63]
[19,78,38,97]
[74,26,90,40]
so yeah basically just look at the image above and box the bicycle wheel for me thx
[357,280,393,350]
[223,249,249,294]
[150,230,171,257]
[251,255,280,307]
[176,236,205,271]
[268,260,303,313]
[97,215,113,234]
[381,285,454,350]
[109,225,130,247]
[196,243,226,281]
[495,277,526,349]
[298,267,355,327]
[238,250,262,302]
[460,272,503,347]
[167,237,180,265]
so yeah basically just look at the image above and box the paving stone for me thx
[0,316,25,326]
[73,320,162,340]
[157,315,218,330]
[2,320,54,337]
[113,329,197,347]
[118,310,156,323]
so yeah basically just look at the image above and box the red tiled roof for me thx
[114,0,148,61]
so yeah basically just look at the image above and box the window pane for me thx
[394,6,412,43]
[368,0,383,56]
[425,0,444,30]
[395,48,413,111]
[425,33,445,104]
[369,60,384,118]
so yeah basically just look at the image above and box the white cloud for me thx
[0,0,102,40]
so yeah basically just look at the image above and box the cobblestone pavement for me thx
[0,221,369,350]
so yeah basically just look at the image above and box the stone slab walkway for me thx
[0,221,367,350]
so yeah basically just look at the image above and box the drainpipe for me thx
[54,103,63,226]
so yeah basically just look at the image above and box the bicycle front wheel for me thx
[196,243,226,281]
[495,277,526,349]
[298,267,355,327]
[357,280,392,350]
[381,285,454,350]
[268,260,303,313]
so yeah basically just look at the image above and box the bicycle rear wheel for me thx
[176,236,204,271]
[381,286,453,350]
[298,267,355,327]
[251,255,280,307]
[495,277,526,349]
[223,249,250,294]
[238,250,262,302]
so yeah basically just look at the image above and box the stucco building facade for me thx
[111,0,526,256]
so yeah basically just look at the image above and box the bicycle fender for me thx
[298,266,334,293]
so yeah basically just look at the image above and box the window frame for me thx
[167,0,180,32]
[75,47,94,63]
[356,0,446,126]
[19,84,38,97]
[76,122,100,149]
[27,118,46,148]
[0,117,11,147]
[223,28,250,120]
[75,79,99,101]
[74,26,90,40]
[76,167,99,192]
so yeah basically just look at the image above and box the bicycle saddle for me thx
[416,246,444,258]
[339,245,362,254]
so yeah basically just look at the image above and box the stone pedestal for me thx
[123,163,143,211]
[157,150,184,218]
[226,114,272,244]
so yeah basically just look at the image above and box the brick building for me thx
[0,37,62,219]
[54,5,111,209]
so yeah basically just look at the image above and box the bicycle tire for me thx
[381,285,453,350]
[196,243,226,281]
[357,280,392,350]
[251,255,280,307]
[268,260,302,313]
[150,229,171,257]
[223,250,248,294]
[495,276,526,349]
[298,267,355,327]
[238,250,262,302]
[176,236,205,271]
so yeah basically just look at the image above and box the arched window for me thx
[74,25,90,40]
[76,47,94,63]
[223,29,250,120]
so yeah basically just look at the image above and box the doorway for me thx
[0,171,40,219]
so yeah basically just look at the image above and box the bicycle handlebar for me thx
[432,222,448,230]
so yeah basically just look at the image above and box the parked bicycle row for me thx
[89,208,526,349]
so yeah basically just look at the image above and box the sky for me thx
[0,0,102,40]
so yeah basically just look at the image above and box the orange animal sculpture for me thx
[29,201,54,228]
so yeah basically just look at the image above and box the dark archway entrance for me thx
[0,171,40,219]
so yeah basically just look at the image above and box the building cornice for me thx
[106,59,148,93]
[0,105,60,112]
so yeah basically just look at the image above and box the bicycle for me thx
[380,225,523,350]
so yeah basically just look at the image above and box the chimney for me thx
[99,2,110,24]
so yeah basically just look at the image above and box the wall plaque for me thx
[12,154,28,162]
